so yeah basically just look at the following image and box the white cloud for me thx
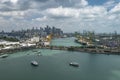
[32,16,48,21]
[10,0,18,4]
[103,0,115,8]
[107,2,120,20]
[0,0,18,4]
[0,11,25,18]
[0,9,42,19]
[81,0,88,6]
[45,6,107,20]
[107,14,116,20]
[75,0,88,7]
[0,0,9,3]
[110,2,120,13]
[46,6,80,18]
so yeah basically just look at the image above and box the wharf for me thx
[41,46,120,55]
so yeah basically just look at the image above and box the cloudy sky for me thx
[0,0,120,33]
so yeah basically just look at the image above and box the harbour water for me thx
[50,37,81,46]
[0,37,120,80]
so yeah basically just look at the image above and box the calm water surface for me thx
[50,37,81,46]
[0,37,120,80]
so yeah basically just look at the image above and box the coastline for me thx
[0,45,120,55]
[41,46,120,55]
[0,46,37,54]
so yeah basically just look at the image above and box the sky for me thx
[0,0,120,33]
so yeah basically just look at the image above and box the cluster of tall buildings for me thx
[0,25,63,40]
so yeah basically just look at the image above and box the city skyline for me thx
[0,0,120,33]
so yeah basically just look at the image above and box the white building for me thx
[0,40,20,49]
[30,37,40,43]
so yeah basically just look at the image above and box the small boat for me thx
[69,62,79,67]
[31,61,39,66]
[0,54,8,58]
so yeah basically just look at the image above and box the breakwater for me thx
[0,45,120,55]
[41,46,120,55]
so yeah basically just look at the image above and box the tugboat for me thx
[31,61,39,66]
[69,62,79,67]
